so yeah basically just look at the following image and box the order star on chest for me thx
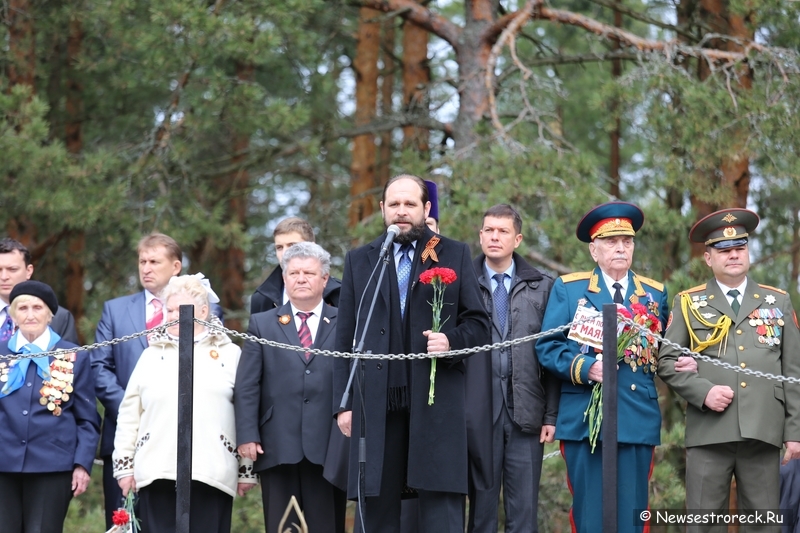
[765,294,776,305]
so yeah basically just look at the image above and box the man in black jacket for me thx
[250,217,340,314]
[0,238,78,344]
[334,174,489,532]
[468,204,559,533]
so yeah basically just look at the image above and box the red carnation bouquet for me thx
[419,267,457,405]
[106,490,139,533]
[583,303,661,452]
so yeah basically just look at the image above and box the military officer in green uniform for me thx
[659,208,800,531]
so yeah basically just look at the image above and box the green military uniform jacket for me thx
[658,276,800,448]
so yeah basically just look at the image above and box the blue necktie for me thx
[398,244,412,318]
[0,309,13,342]
[493,273,509,333]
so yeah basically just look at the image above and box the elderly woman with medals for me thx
[0,280,100,533]
[113,274,256,533]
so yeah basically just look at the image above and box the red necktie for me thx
[146,298,163,330]
[297,312,313,360]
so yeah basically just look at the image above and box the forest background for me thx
[2,0,799,530]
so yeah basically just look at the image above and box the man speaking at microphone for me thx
[334,174,489,531]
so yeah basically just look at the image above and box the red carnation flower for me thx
[112,509,130,526]
[630,302,649,316]
[419,267,457,285]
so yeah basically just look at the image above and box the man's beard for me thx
[393,221,427,245]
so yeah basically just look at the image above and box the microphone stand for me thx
[340,248,393,533]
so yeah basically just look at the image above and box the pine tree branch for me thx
[359,0,461,48]
[484,0,757,62]
[336,114,452,138]
[525,249,572,276]
[584,0,697,42]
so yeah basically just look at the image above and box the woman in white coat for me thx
[113,275,256,533]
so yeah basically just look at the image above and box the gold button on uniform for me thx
[739,346,744,351]
[741,382,747,388]
[740,363,746,369]
[736,330,743,335]
[631,384,636,391]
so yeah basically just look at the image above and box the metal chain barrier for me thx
[0,320,179,362]
[4,314,799,384]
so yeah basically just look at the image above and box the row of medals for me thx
[750,308,784,346]
[40,358,74,416]
[0,358,74,416]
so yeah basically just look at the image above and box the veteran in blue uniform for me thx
[536,202,669,533]
[658,209,800,532]
[0,281,99,533]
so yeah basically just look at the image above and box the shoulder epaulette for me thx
[680,283,706,295]
[758,283,787,295]
[635,275,664,293]
[560,272,592,283]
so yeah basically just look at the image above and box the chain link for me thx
[3,314,799,385]
[0,321,179,362]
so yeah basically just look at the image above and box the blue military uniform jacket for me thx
[0,336,99,474]
[536,267,669,445]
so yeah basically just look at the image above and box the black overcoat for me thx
[333,227,490,498]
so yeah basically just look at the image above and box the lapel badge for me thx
[323,316,330,324]
[765,295,776,305]
[279,314,292,325]
[629,295,639,304]
[577,298,588,307]
[701,312,716,319]
[754,293,760,299]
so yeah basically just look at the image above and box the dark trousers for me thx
[561,440,654,533]
[0,471,73,533]
[138,479,233,533]
[356,410,463,533]
[103,455,124,528]
[259,458,346,533]
[468,408,544,533]
[686,440,780,533]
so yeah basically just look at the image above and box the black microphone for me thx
[379,225,401,259]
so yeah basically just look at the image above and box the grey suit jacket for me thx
[234,302,344,473]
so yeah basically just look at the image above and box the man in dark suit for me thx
[659,208,800,531]
[235,241,345,533]
[0,238,79,344]
[91,233,183,528]
[469,204,558,533]
[250,217,341,314]
[334,174,490,532]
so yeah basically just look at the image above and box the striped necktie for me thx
[297,312,313,360]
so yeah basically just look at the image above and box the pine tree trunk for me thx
[348,7,381,226]
[65,16,85,340]
[214,61,253,334]
[6,0,37,244]
[690,0,753,258]
[402,12,429,153]
[608,0,622,198]
[378,18,396,185]
[451,0,494,150]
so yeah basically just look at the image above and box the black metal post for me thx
[176,305,195,533]
[602,303,618,533]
